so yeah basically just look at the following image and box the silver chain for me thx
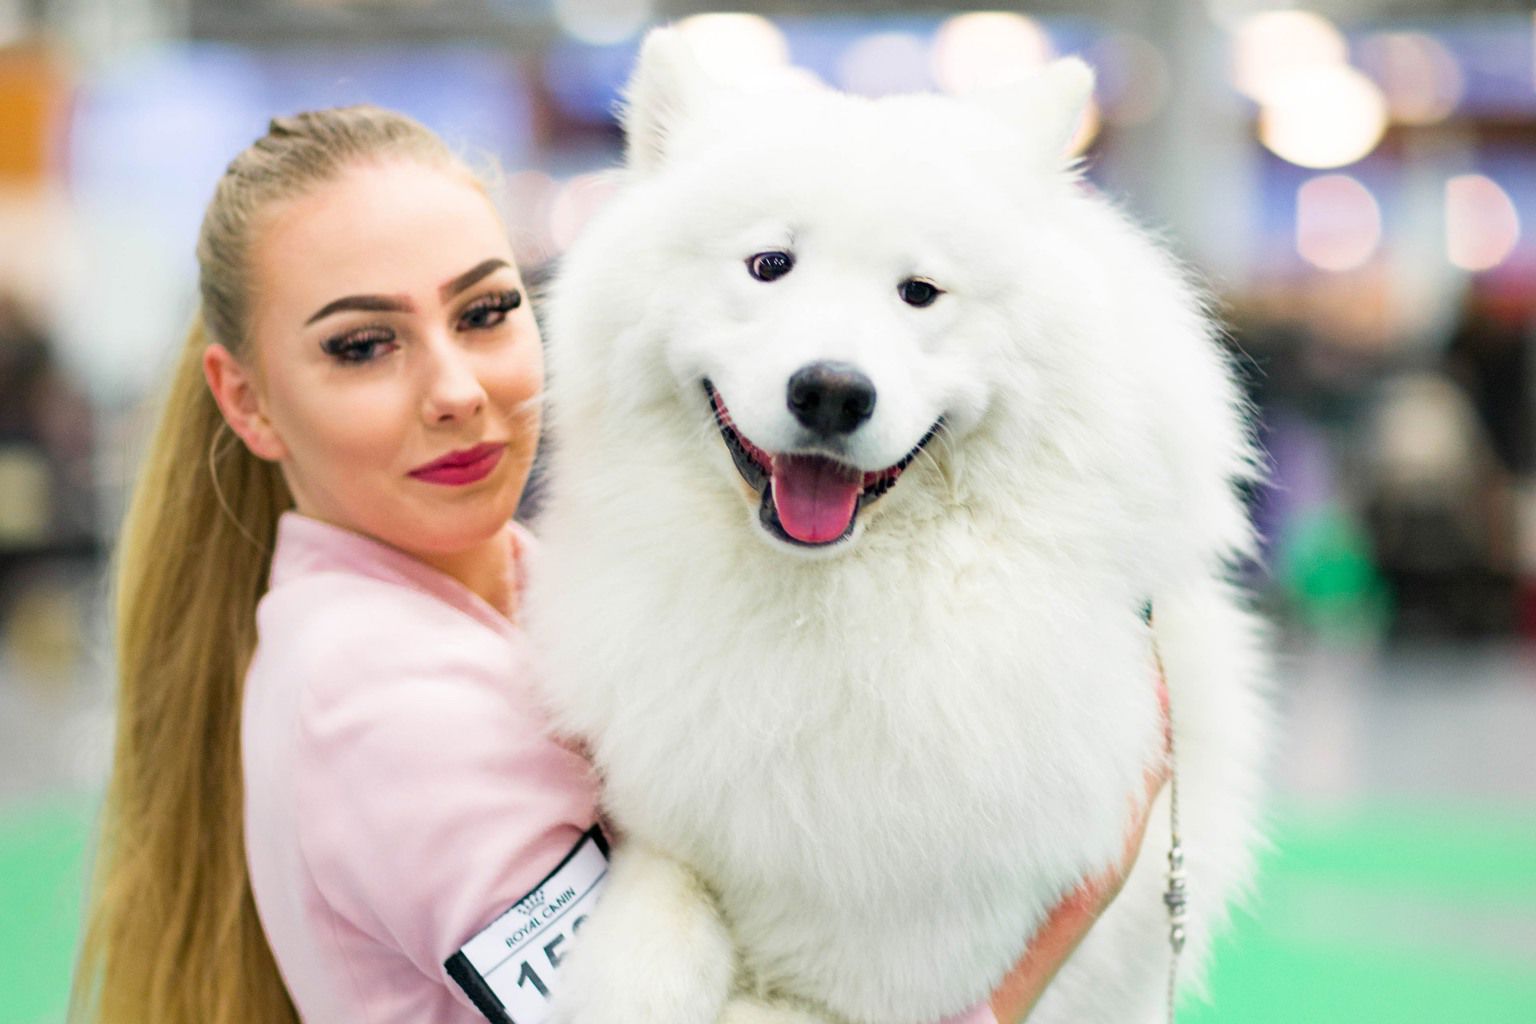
[1159,637,1185,1024]
[1163,765,1184,1022]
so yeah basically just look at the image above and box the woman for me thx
[72,105,1163,1024]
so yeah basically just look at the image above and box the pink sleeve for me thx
[294,634,599,994]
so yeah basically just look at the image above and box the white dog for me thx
[527,29,1269,1024]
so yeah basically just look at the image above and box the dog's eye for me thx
[747,251,794,282]
[898,278,943,308]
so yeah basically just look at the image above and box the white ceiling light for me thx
[931,12,1052,96]
[1232,9,1347,103]
[676,13,790,87]
[1259,65,1388,169]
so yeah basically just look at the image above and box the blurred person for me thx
[0,292,96,545]
[0,293,51,440]
[1442,281,1532,636]
[0,292,97,676]
[1445,280,1534,478]
[1364,371,1516,637]
[69,106,1162,1024]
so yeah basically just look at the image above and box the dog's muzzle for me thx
[704,380,940,548]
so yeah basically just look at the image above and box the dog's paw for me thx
[548,845,734,1024]
[717,996,840,1024]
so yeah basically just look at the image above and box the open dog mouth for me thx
[704,380,941,547]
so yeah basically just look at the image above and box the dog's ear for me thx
[964,57,1095,170]
[618,28,713,174]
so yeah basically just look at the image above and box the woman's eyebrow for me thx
[305,294,413,325]
[303,259,510,326]
[439,258,511,301]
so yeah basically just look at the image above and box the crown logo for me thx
[515,889,547,917]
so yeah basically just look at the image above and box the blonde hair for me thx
[74,106,466,1024]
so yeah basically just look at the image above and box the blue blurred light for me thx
[542,14,1098,124]
[70,41,534,248]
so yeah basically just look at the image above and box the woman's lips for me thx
[408,442,506,486]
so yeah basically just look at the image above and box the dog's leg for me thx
[551,843,735,1024]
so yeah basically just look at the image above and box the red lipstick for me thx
[408,442,506,486]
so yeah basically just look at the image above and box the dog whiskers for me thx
[917,421,961,500]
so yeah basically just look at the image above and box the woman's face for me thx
[241,157,542,558]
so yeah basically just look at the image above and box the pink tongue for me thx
[771,455,862,544]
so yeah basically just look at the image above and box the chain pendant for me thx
[1150,604,1182,1024]
[1164,839,1187,953]
[1163,798,1185,1024]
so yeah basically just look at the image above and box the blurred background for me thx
[0,0,1533,1020]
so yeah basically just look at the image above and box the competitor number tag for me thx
[445,826,611,1024]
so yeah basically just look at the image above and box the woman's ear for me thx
[202,343,287,461]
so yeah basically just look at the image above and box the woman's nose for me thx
[421,340,487,424]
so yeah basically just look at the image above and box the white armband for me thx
[445,826,611,1023]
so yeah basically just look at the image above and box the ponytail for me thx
[74,104,471,1023]
[73,313,295,1023]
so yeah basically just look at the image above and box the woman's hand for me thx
[717,671,1173,1024]
[986,668,1172,1024]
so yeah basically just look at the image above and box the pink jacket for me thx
[242,512,599,1024]
[241,512,997,1024]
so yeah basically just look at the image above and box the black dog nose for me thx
[787,362,877,435]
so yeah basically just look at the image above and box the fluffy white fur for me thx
[529,29,1270,1024]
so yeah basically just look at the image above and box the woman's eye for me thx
[458,289,523,331]
[898,278,943,308]
[320,330,396,364]
[747,251,794,283]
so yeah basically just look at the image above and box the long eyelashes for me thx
[457,289,522,330]
[319,289,523,366]
[320,328,395,364]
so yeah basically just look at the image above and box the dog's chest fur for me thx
[532,504,1162,1021]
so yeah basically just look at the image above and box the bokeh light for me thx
[1296,174,1383,272]
[931,12,1052,96]
[1356,31,1464,125]
[552,0,653,46]
[1445,174,1521,272]
[1259,65,1389,169]
[497,169,560,265]
[675,13,790,87]
[1067,97,1102,157]
[1232,9,1348,104]
[549,172,620,254]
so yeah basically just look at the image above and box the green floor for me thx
[4,798,1534,1024]
[1183,805,1536,1023]
[1,796,92,1024]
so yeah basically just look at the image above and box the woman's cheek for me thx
[292,380,414,483]
[496,335,543,404]
[487,339,544,439]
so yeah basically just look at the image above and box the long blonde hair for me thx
[73,106,464,1024]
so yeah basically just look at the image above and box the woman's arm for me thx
[289,621,601,1006]
[714,755,1168,1024]
[988,755,1169,1023]
[716,671,1172,1024]
[989,669,1173,1024]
